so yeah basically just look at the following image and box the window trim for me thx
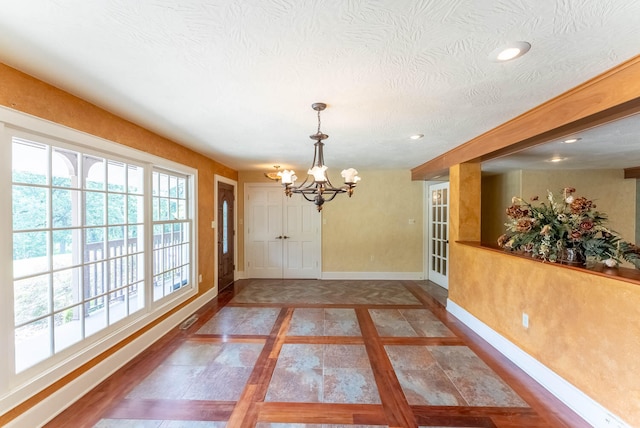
[0,106,199,414]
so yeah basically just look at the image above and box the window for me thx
[2,118,197,393]
[223,200,229,254]
[11,138,148,372]
[152,170,191,301]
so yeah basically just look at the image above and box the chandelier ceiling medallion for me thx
[278,102,361,211]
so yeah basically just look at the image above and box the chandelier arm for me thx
[323,190,344,202]
[300,192,317,202]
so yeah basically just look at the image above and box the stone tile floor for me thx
[83,279,578,427]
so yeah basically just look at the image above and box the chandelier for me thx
[264,165,281,181]
[278,102,360,211]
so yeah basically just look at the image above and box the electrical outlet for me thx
[522,312,529,329]
[198,274,202,283]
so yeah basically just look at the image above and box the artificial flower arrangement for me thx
[497,187,640,268]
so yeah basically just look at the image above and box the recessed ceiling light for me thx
[409,134,424,140]
[547,157,567,163]
[562,137,582,144]
[489,41,531,62]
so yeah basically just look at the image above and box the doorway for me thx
[245,183,321,279]
[426,182,449,289]
[216,177,236,292]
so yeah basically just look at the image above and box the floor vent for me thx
[179,314,198,330]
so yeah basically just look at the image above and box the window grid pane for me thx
[12,138,147,373]
[151,170,191,302]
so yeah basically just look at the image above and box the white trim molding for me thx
[5,288,218,428]
[447,299,630,428]
[321,271,424,280]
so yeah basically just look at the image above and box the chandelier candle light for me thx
[278,102,361,211]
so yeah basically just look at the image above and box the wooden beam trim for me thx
[412,54,640,180]
[624,166,640,179]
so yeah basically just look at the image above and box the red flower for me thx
[580,220,594,231]
[570,197,593,214]
[516,219,534,232]
[506,204,529,219]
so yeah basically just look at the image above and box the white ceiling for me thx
[1,0,639,174]
[482,112,640,173]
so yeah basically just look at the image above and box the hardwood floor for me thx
[46,279,589,428]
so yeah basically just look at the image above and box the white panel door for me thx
[245,184,321,279]
[283,194,321,278]
[427,182,449,288]
[246,185,286,278]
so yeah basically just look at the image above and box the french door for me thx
[245,183,321,279]
[427,182,449,288]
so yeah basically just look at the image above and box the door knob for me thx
[275,235,283,239]
[283,236,290,239]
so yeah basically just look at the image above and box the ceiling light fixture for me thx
[548,157,567,163]
[278,102,360,212]
[410,134,424,140]
[489,41,531,62]
[264,165,282,181]
[562,137,582,144]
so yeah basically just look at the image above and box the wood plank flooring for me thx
[46,279,589,427]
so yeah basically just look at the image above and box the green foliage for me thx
[12,171,140,260]
[498,187,639,268]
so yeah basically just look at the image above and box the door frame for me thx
[214,174,238,294]
[424,180,449,288]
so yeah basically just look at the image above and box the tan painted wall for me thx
[451,161,640,426]
[450,245,640,426]
[481,170,522,244]
[521,169,636,243]
[237,169,424,274]
[322,169,423,272]
[481,169,637,247]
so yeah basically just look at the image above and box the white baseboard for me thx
[321,271,424,280]
[6,288,219,428]
[447,299,630,428]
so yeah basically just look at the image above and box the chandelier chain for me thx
[317,109,321,134]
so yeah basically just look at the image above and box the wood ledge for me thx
[456,241,640,286]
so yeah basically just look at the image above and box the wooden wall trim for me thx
[412,54,640,180]
[625,166,640,179]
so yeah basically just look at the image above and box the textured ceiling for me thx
[1,0,639,174]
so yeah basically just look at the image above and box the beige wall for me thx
[481,170,521,244]
[481,169,637,246]
[451,162,640,426]
[238,169,424,274]
[322,169,423,273]
[521,169,636,243]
